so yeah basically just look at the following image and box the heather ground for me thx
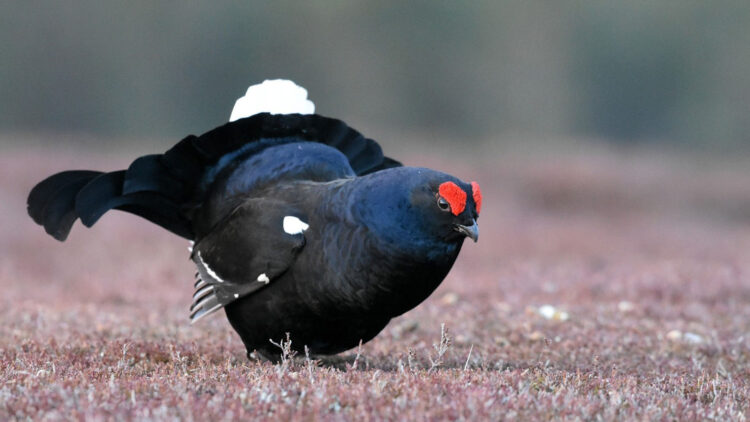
[1,142,750,420]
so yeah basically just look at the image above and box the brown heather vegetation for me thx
[1,144,749,420]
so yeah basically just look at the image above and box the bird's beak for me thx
[454,219,479,242]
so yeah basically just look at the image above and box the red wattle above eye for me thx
[471,181,482,214]
[438,181,466,216]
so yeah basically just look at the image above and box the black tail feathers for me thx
[28,113,401,242]
[28,170,103,241]
[27,168,194,241]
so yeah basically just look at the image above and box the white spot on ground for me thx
[684,332,704,344]
[440,292,459,305]
[618,301,635,312]
[283,216,309,235]
[666,330,682,341]
[666,330,705,344]
[537,305,569,321]
[257,273,270,284]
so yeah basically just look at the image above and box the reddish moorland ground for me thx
[1,143,749,420]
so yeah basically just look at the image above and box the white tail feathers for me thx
[229,79,315,122]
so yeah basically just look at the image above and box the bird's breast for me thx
[293,221,461,318]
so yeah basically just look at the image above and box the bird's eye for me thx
[437,196,451,212]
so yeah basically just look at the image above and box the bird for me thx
[27,80,481,360]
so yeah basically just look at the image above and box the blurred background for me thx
[2,5,750,417]
[2,1,750,299]
[2,1,749,151]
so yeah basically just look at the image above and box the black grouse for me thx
[27,80,482,359]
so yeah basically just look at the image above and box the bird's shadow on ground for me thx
[246,351,522,372]
[246,351,373,370]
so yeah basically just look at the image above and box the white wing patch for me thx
[190,252,225,324]
[283,216,309,235]
[229,79,315,122]
[197,251,224,283]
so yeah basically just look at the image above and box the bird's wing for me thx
[189,197,307,323]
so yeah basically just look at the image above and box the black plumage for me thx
[27,112,481,359]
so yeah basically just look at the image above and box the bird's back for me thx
[191,141,357,237]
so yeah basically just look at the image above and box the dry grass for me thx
[1,143,750,420]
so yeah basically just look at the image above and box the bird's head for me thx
[353,168,482,257]
[433,179,481,242]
